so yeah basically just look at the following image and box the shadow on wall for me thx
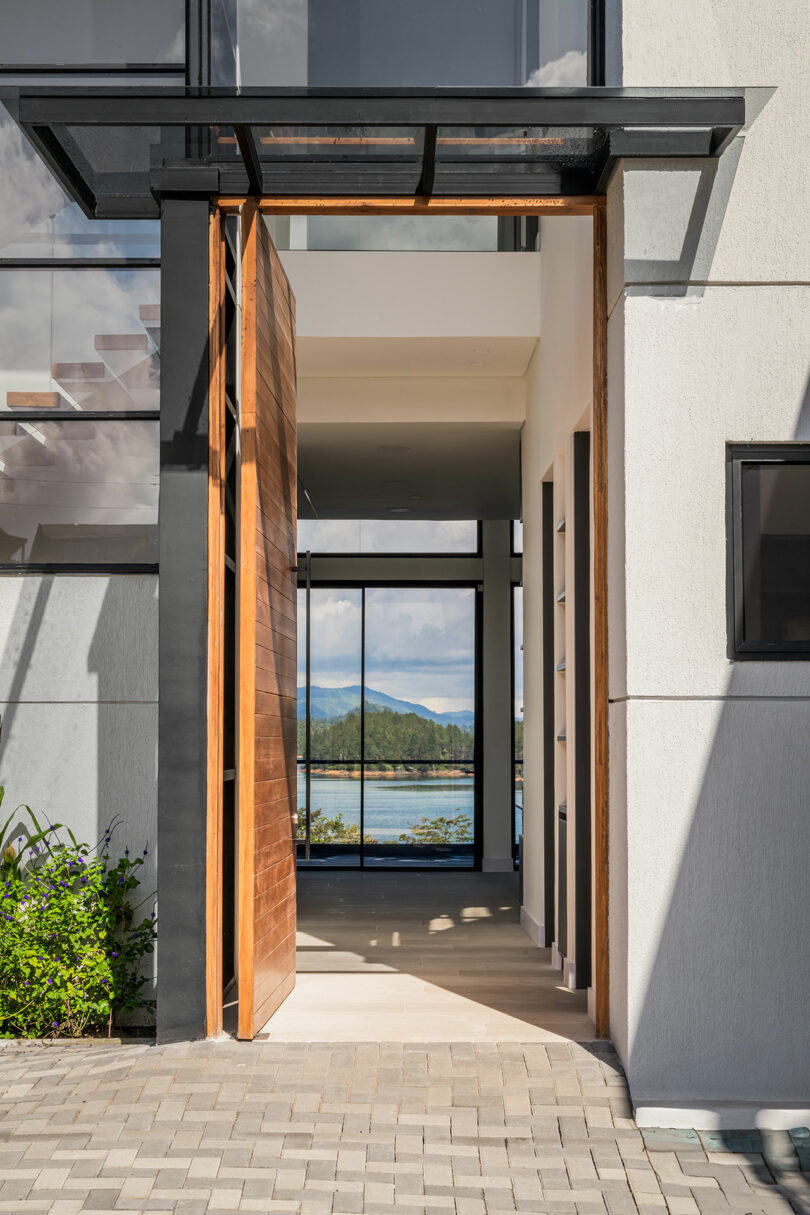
[628,375,810,1112]
[0,574,158,903]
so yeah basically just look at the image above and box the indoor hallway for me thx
[258,871,592,1042]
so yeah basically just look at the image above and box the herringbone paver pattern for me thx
[0,1039,808,1214]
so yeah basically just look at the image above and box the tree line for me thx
[297,707,474,763]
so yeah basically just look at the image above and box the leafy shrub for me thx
[0,791,156,1038]
[397,814,473,845]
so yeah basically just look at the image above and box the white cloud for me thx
[0,107,70,252]
[525,49,587,87]
[298,586,476,711]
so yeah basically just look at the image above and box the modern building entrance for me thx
[203,196,608,1042]
[0,81,744,1048]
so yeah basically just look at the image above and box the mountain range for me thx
[297,684,475,731]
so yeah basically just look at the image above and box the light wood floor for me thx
[258,870,594,1042]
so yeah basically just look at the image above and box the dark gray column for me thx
[157,195,211,1042]
[481,520,515,871]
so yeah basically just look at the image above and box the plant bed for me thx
[0,790,157,1040]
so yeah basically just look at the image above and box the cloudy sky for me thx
[299,585,476,714]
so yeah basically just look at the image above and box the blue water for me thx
[298,774,474,841]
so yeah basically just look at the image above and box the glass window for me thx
[266,214,499,253]
[0,1,184,66]
[0,106,161,259]
[0,269,160,413]
[298,519,479,555]
[730,448,810,657]
[0,418,158,564]
[228,0,588,87]
[513,519,524,554]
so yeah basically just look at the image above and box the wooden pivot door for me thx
[236,201,298,1039]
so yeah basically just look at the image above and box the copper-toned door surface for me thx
[236,201,298,1039]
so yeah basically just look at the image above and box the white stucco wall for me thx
[609,0,810,1122]
[521,216,593,947]
[0,575,158,897]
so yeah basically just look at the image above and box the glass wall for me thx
[298,585,477,867]
[0,106,160,569]
[298,519,479,555]
[0,1,184,67]
[222,0,589,88]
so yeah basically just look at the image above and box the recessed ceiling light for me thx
[377,445,411,453]
[388,506,412,514]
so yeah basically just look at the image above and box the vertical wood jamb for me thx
[592,201,610,1038]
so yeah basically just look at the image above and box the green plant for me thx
[0,790,156,1038]
[397,814,473,845]
[297,809,378,845]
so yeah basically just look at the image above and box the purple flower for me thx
[124,848,130,858]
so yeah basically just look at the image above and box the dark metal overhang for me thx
[14,86,745,219]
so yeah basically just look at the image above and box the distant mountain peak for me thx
[297,684,474,730]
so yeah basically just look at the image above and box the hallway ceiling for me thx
[298,421,521,519]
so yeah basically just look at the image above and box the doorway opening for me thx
[207,197,608,1043]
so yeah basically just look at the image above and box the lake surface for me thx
[297,774,474,840]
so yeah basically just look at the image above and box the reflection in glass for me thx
[298,519,478,555]
[0,269,160,413]
[0,0,184,66]
[230,0,587,88]
[296,762,361,867]
[0,419,158,563]
[741,462,810,646]
[0,106,161,260]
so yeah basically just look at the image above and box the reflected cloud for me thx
[526,49,588,87]
[0,106,69,253]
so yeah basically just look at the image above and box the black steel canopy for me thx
[14,86,745,219]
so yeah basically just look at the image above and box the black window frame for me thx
[727,442,810,660]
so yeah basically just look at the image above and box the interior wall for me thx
[520,216,593,947]
[608,0,810,1122]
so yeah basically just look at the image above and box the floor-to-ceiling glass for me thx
[297,587,363,866]
[297,585,477,868]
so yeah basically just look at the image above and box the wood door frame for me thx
[206,193,610,1041]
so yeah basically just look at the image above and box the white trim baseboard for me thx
[634,1101,810,1131]
[550,941,563,970]
[519,905,545,947]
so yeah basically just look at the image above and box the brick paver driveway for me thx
[1,1039,808,1214]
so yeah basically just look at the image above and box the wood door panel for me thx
[236,201,298,1040]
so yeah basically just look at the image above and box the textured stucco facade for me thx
[606,0,810,1124]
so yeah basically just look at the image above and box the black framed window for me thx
[728,444,810,659]
[219,0,591,88]
[0,0,185,70]
[0,417,158,567]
